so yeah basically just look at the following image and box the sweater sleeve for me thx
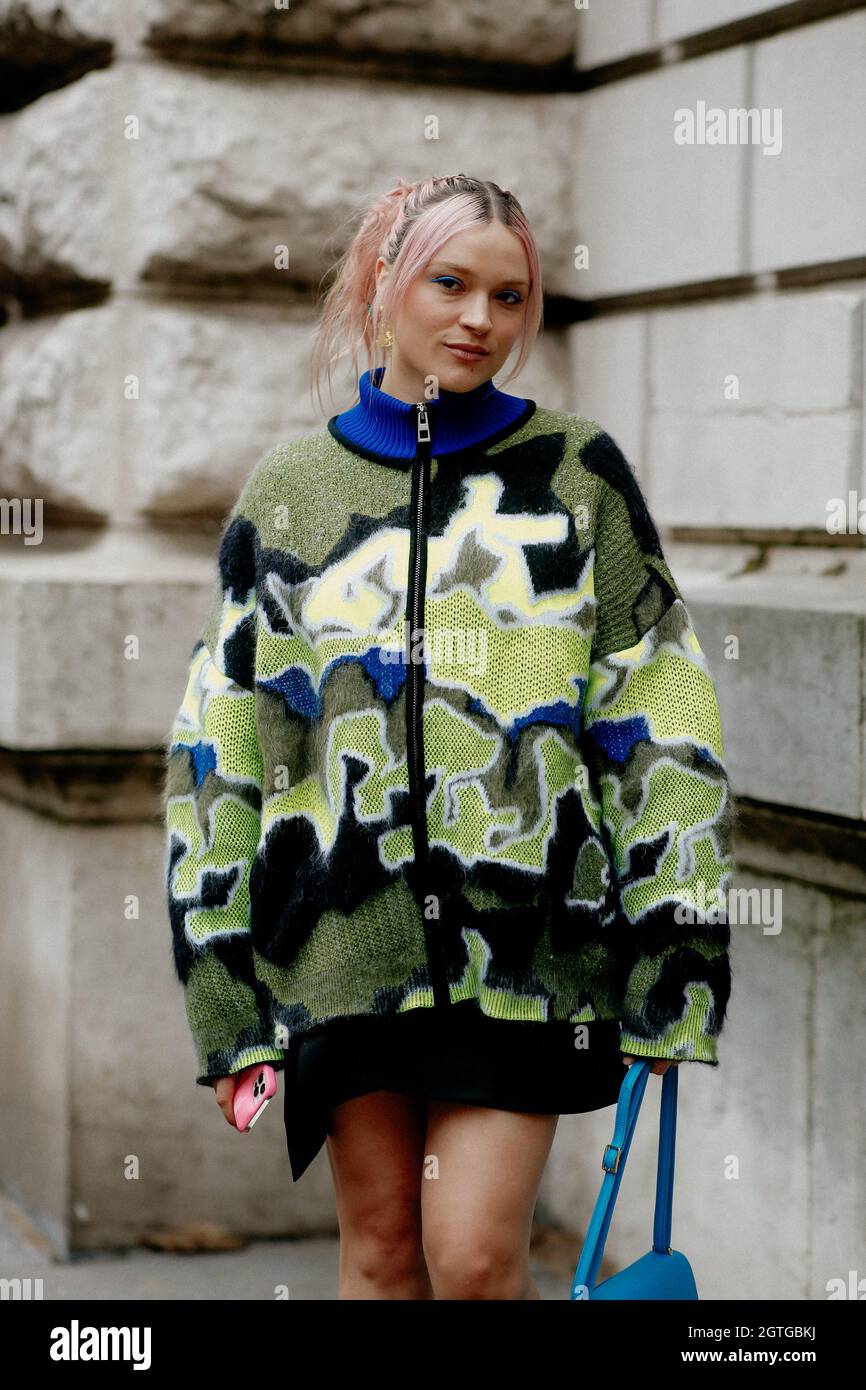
[163,506,284,1087]
[581,428,734,1066]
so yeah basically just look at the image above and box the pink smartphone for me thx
[232,1064,277,1131]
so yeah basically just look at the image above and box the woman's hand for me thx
[213,1074,240,1127]
[622,1055,679,1076]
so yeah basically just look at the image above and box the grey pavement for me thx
[0,1193,572,1300]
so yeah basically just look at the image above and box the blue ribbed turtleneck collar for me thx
[328,367,535,465]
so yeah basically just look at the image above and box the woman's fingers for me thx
[213,1075,239,1127]
[622,1056,680,1075]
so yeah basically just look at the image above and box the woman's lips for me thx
[445,344,489,363]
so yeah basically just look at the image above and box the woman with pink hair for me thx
[165,173,734,1299]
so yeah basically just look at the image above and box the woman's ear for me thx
[374,258,391,295]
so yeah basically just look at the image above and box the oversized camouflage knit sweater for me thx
[163,369,734,1087]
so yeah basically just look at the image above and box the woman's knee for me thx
[339,1196,425,1282]
[423,1227,530,1300]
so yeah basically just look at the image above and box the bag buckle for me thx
[602,1143,621,1174]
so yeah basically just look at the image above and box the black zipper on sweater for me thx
[406,402,450,1010]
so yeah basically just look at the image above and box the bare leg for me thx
[420,1100,559,1300]
[325,1090,434,1299]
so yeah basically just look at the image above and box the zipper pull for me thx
[416,402,431,444]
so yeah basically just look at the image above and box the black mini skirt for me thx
[283,1000,626,1182]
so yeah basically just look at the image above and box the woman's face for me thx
[375,221,530,400]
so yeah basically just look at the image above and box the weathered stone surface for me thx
[578,0,813,67]
[573,48,748,297]
[689,565,866,820]
[116,303,322,518]
[0,310,115,514]
[644,287,864,529]
[0,65,576,294]
[3,0,576,68]
[657,0,801,44]
[0,69,113,285]
[0,0,118,103]
[141,0,575,67]
[569,312,648,471]
[576,0,654,68]
[576,11,866,296]
[749,11,866,273]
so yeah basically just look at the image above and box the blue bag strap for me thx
[571,1059,680,1297]
[653,1062,679,1252]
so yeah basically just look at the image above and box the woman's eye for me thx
[433,277,523,305]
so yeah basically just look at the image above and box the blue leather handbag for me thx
[570,1059,699,1300]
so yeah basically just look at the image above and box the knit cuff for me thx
[617,977,723,1065]
[192,1017,287,1088]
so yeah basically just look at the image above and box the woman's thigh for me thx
[420,1101,559,1293]
[325,1089,429,1233]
